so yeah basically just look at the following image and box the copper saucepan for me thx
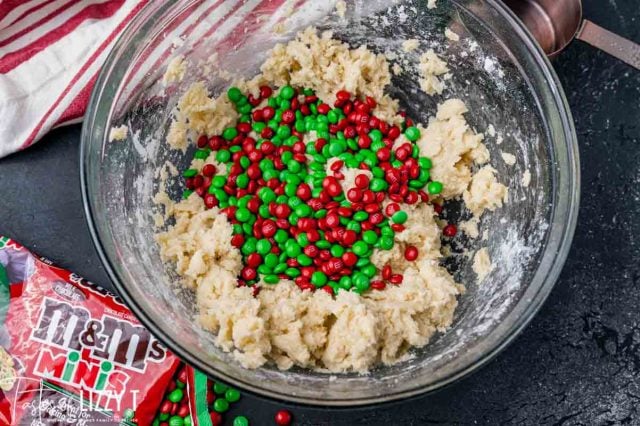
[503,0,640,69]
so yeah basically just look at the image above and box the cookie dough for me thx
[418,49,449,95]
[163,55,186,86]
[108,125,128,141]
[473,248,492,281]
[156,28,507,373]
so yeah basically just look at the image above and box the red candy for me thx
[404,245,418,261]
[443,224,458,237]
[275,409,293,426]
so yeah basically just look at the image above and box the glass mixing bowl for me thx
[81,0,579,406]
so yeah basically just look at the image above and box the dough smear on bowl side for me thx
[155,28,507,373]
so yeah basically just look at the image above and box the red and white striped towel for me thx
[0,0,295,159]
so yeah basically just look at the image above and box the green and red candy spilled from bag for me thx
[181,85,454,295]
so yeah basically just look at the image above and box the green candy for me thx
[362,230,378,245]
[339,276,352,289]
[257,264,272,274]
[295,204,312,217]
[392,210,408,224]
[259,158,275,170]
[277,125,291,139]
[330,244,345,257]
[297,254,313,266]
[242,223,253,235]
[361,263,377,278]
[370,178,387,192]
[316,239,331,249]
[233,416,249,426]
[216,150,231,163]
[346,221,361,233]
[213,398,229,413]
[258,187,276,203]
[285,267,301,278]
[253,122,267,133]
[168,388,183,403]
[259,204,271,218]
[369,129,383,143]
[311,271,328,287]
[409,179,423,189]
[182,168,197,178]
[222,127,238,141]
[355,257,370,268]
[227,87,242,102]
[264,253,279,268]
[264,274,279,284]
[297,233,309,247]
[256,239,272,255]
[352,241,369,256]
[285,240,301,257]
[235,208,251,222]
[287,160,301,173]
[353,211,369,222]
[241,239,257,255]
[427,181,443,195]
[274,229,288,243]
[314,208,327,219]
[194,149,209,159]
[329,141,345,156]
[404,126,421,141]
[169,416,184,426]
[280,85,295,99]
[379,235,394,250]
[226,388,241,402]
[213,382,228,394]
[353,273,370,292]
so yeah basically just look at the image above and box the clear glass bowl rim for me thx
[80,0,580,406]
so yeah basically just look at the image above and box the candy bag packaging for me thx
[0,236,181,425]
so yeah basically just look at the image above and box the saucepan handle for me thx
[576,20,640,70]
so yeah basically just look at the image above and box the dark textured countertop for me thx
[1,1,639,424]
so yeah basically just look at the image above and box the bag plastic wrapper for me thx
[0,236,181,425]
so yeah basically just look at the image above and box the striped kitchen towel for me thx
[0,0,296,159]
